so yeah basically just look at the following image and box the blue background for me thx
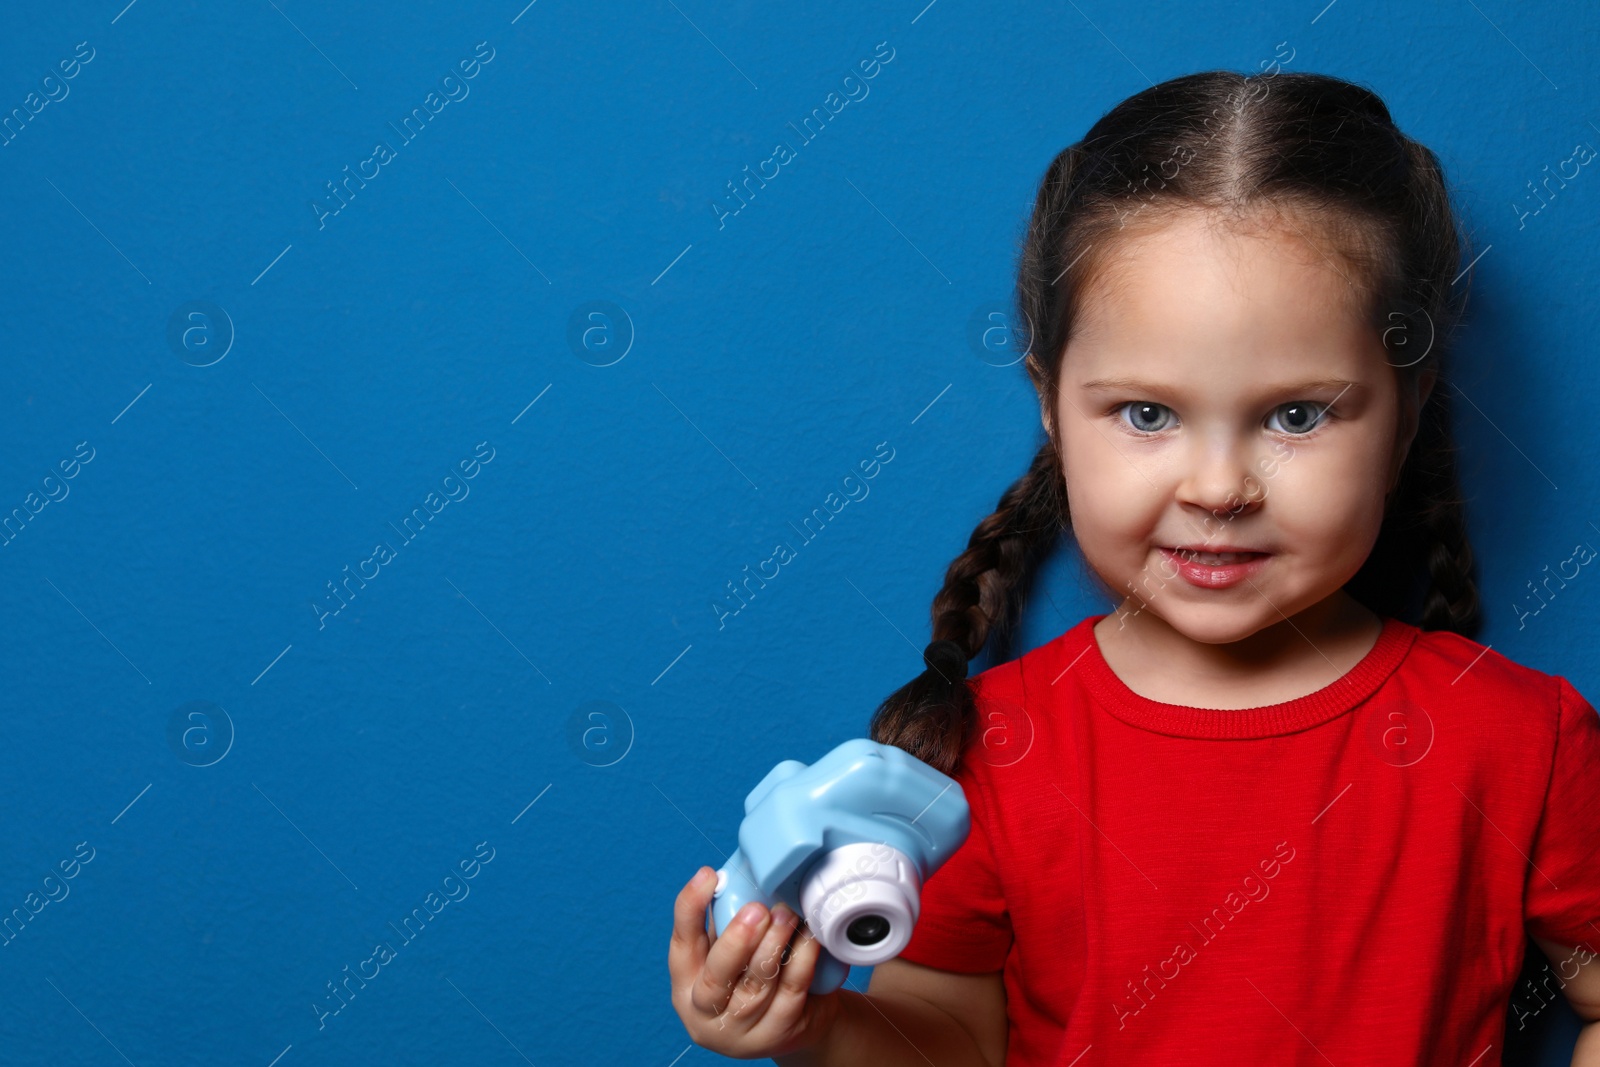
[1,0,1596,1064]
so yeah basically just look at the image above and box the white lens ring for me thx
[798,843,921,967]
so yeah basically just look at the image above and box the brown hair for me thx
[869,69,1481,777]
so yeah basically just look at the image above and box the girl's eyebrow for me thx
[1076,375,1361,395]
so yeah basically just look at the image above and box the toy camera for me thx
[709,738,971,994]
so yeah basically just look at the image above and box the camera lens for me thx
[845,914,890,946]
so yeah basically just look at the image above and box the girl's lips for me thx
[1158,547,1271,589]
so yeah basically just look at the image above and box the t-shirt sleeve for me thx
[1523,676,1600,950]
[895,765,1013,973]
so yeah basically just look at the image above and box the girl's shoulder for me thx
[1403,623,1597,764]
[1400,620,1579,702]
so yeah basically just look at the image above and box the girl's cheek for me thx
[1272,460,1387,549]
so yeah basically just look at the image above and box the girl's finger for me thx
[727,902,801,1019]
[691,901,772,1019]
[771,918,824,1004]
[669,867,717,982]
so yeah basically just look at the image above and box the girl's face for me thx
[1053,209,1429,646]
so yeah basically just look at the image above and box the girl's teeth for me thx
[1179,550,1255,564]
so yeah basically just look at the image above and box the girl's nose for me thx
[1174,439,1263,523]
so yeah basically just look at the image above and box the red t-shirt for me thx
[895,613,1600,1065]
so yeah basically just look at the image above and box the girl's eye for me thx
[1118,402,1175,434]
[1267,401,1328,435]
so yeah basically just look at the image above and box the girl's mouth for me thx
[1158,546,1271,589]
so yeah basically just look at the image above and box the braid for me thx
[1354,379,1481,635]
[1413,386,1481,633]
[1345,137,1482,636]
[931,440,1067,659]
[1401,141,1481,635]
[867,441,1067,775]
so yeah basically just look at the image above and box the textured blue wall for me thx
[0,1,1595,1064]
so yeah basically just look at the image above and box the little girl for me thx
[668,69,1600,1065]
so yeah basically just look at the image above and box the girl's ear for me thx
[1388,367,1438,491]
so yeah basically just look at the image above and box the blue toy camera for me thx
[710,738,971,994]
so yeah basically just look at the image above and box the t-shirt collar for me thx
[1065,612,1419,739]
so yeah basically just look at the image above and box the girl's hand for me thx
[669,865,840,1059]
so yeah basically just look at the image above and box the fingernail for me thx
[740,904,766,927]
